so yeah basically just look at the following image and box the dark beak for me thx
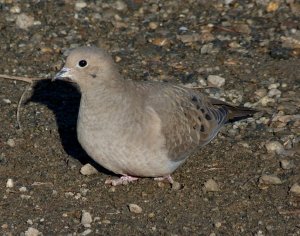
[52,67,71,81]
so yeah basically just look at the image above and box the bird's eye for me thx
[78,60,87,67]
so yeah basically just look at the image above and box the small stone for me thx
[102,219,111,224]
[19,186,27,192]
[1,224,8,229]
[255,89,267,98]
[203,179,220,192]
[10,5,21,13]
[80,163,98,176]
[290,183,300,195]
[265,141,285,154]
[114,0,127,11]
[115,56,122,63]
[128,203,143,214]
[16,13,34,30]
[171,181,182,190]
[3,98,11,104]
[24,227,41,236]
[7,138,15,147]
[214,222,222,228]
[75,1,87,11]
[150,38,170,47]
[148,212,155,218]
[259,175,282,185]
[81,211,93,227]
[177,33,201,43]
[6,179,14,188]
[27,219,33,225]
[149,22,158,30]
[267,2,279,12]
[268,88,281,98]
[259,96,275,106]
[201,43,214,54]
[207,75,226,87]
[280,159,295,170]
[81,229,92,236]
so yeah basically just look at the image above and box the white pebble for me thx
[80,163,98,176]
[290,183,300,195]
[7,138,16,147]
[259,96,275,106]
[10,5,21,13]
[24,227,41,236]
[81,211,93,227]
[19,186,27,192]
[259,175,282,185]
[128,203,143,213]
[75,1,87,11]
[280,159,294,170]
[16,13,34,30]
[6,179,14,188]
[268,83,280,89]
[203,179,220,192]
[265,141,285,154]
[3,98,11,104]
[207,75,226,87]
[268,88,281,98]
[81,229,92,236]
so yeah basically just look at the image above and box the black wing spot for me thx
[198,116,202,121]
[196,104,200,110]
[200,108,205,113]
[200,125,205,132]
[191,96,197,102]
[205,114,211,120]
[90,73,97,78]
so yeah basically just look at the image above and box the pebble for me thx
[207,75,226,87]
[24,227,41,236]
[6,179,14,188]
[268,88,281,98]
[128,203,143,214]
[265,141,285,155]
[203,179,220,192]
[81,211,93,227]
[148,22,158,30]
[280,159,294,170]
[171,181,182,190]
[75,1,87,11]
[81,229,92,236]
[80,163,98,176]
[16,13,34,30]
[3,98,12,104]
[7,138,16,147]
[19,186,27,192]
[259,96,275,106]
[10,5,21,13]
[259,175,282,185]
[177,33,201,43]
[290,183,300,196]
[255,89,267,98]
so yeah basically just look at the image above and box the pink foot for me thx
[154,175,174,184]
[105,175,139,186]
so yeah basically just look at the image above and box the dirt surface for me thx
[0,0,300,235]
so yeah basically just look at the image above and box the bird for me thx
[54,46,256,186]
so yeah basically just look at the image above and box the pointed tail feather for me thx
[209,97,257,123]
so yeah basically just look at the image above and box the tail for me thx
[209,98,257,123]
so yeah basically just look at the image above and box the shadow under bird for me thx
[54,46,256,186]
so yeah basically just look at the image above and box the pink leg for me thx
[154,175,174,184]
[105,175,139,186]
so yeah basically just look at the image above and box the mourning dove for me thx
[54,46,256,186]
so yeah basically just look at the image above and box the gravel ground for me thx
[0,0,299,235]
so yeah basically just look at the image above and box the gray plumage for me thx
[55,46,255,181]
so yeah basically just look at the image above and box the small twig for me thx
[17,85,30,130]
[0,74,48,83]
[0,74,50,130]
